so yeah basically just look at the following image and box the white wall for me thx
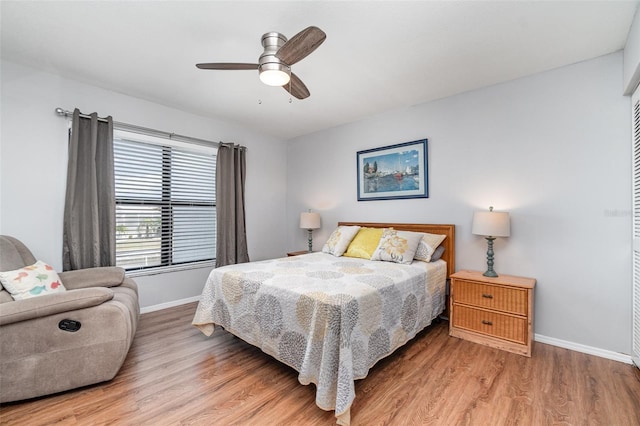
[0,60,288,309]
[624,6,640,94]
[286,52,632,355]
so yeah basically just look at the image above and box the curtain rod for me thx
[54,107,221,149]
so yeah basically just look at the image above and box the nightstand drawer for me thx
[452,305,527,345]
[454,280,527,315]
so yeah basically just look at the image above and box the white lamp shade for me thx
[472,210,510,237]
[300,212,321,229]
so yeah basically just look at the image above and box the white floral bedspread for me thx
[192,252,446,425]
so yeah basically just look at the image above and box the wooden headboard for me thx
[338,222,456,278]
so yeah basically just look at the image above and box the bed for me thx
[192,222,455,425]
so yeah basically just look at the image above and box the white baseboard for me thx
[535,333,633,364]
[140,296,200,314]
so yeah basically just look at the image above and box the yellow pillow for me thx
[343,227,385,259]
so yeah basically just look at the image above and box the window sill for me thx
[124,260,215,278]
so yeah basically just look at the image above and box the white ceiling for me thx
[1,1,637,140]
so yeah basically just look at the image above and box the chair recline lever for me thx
[58,319,81,332]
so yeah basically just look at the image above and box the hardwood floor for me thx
[2,302,639,425]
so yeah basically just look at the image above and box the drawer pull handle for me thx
[482,320,493,326]
[482,293,493,299]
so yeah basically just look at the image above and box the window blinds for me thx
[114,135,217,271]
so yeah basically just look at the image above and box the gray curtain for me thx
[216,142,249,267]
[62,109,115,271]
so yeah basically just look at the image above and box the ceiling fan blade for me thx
[275,26,326,65]
[196,63,259,70]
[283,73,310,100]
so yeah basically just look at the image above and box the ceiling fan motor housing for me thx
[259,32,291,85]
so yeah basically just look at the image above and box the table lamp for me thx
[300,211,321,252]
[472,206,510,277]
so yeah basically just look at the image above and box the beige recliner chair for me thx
[0,235,139,403]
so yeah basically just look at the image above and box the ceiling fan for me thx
[196,26,326,100]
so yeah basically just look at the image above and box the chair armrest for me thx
[0,287,114,326]
[58,267,125,290]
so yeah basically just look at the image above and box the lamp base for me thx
[483,236,499,277]
[307,229,313,252]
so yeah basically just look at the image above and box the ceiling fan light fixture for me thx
[259,63,291,86]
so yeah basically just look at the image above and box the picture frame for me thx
[357,139,428,201]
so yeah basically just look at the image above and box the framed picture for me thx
[357,139,428,201]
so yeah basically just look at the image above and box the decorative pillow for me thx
[371,229,423,264]
[0,261,67,300]
[343,227,385,259]
[430,244,446,262]
[414,233,447,262]
[322,226,361,257]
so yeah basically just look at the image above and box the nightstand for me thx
[449,270,536,357]
[287,250,312,257]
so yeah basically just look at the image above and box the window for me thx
[113,130,217,272]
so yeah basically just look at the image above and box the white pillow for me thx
[371,229,423,264]
[0,260,67,300]
[414,232,447,262]
[322,226,361,256]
